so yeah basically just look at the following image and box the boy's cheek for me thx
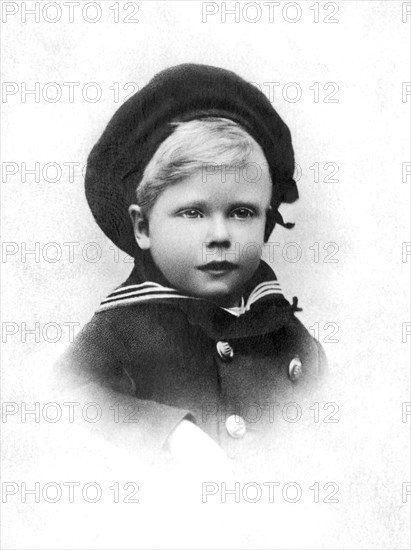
[237,224,266,246]
[149,225,186,249]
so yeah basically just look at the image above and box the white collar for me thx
[97,280,283,314]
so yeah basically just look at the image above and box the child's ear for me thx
[128,204,151,250]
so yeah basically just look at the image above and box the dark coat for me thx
[56,258,327,459]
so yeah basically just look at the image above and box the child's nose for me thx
[206,215,231,245]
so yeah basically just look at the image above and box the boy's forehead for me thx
[195,147,271,197]
[175,165,272,204]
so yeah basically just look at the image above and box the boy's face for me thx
[130,147,272,308]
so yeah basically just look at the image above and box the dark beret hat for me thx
[85,63,298,257]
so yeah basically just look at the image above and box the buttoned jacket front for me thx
[56,258,327,459]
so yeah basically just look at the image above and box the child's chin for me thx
[195,288,240,308]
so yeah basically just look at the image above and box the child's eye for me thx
[179,209,203,219]
[231,208,255,219]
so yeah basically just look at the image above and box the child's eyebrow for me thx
[171,201,206,212]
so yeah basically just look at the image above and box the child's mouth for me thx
[197,261,238,274]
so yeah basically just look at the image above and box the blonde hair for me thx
[136,117,268,213]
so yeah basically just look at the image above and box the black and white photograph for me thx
[1,1,410,548]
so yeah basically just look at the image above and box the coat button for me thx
[289,357,303,382]
[216,340,234,361]
[225,415,246,438]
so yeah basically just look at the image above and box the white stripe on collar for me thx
[220,296,246,317]
[97,279,283,314]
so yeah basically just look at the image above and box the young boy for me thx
[57,64,327,463]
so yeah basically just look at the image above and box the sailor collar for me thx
[98,258,284,311]
[96,257,295,339]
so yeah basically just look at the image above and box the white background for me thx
[1,1,410,548]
